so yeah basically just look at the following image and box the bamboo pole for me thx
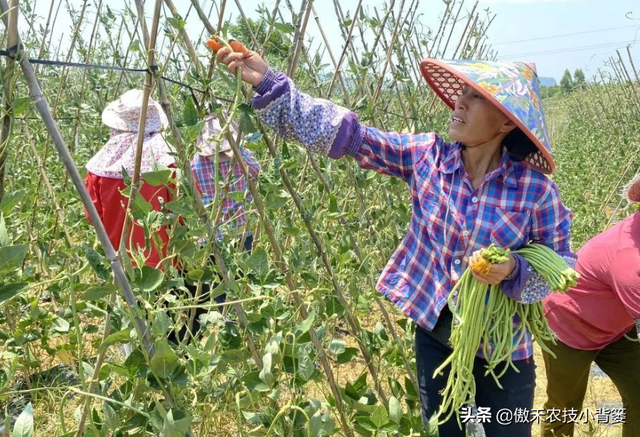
[35,0,58,74]
[119,0,162,258]
[370,0,406,107]
[44,0,63,53]
[327,0,363,98]
[0,0,18,204]
[310,4,350,100]
[626,46,640,84]
[287,0,314,79]
[69,0,104,144]
[439,0,465,57]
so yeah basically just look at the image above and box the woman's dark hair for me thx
[503,128,538,161]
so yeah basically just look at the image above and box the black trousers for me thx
[415,306,536,436]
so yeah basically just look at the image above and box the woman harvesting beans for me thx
[213,40,575,436]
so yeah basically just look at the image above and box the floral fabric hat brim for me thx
[419,59,556,174]
[101,89,169,134]
[196,115,234,157]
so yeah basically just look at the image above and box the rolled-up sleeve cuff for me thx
[327,112,363,159]
[253,68,278,96]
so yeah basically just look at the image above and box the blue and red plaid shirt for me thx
[252,69,574,360]
[191,149,261,239]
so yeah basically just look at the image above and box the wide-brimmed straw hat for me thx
[102,89,168,133]
[623,173,640,203]
[196,114,234,157]
[420,59,555,174]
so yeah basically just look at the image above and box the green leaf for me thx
[388,396,403,424]
[370,405,389,428]
[239,111,256,133]
[131,191,152,216]
[152,312,172,337]
[336,347,359,364]
[51,317,70,334]
[244,131,262,143]
[162,409,190,437]
[274,22,295,34]
[245,246,269,276]
[259,352,274,386]
[328,338,345,355]
[84,246,110,281]
[404,376,419,399]
[0,282,27,306]
[136,266,164,292]
[11,402,33,437]
[379,421,399,433]
[119,412,148,432]
[295,310,315,337]
[181,120,205,144]
[0,190,23,215]
[297,348,315,381]
[0,244,28,272]
[0,213,9,246]
[355,417,377,433]
[166,17,186,30]
[82,284,117,301]
[128,39,141,51]
[150,339,179,379]
[166,198,193,216]
[102,402,119,431]
[13,97,31,116]
[226,191,246,202]
[328,194,338,213]
[142,168,172,186]
[97,328,132,354]
[183,96,199,126]
[345,372,368,399]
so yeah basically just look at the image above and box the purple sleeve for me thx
[500,181,576,303]
[252,69,437,183]
[252,69,361,159]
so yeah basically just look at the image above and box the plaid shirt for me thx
[354,128,573,359]
[253,70,574,360]
[191,149,261,239]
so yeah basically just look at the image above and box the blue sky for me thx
[39,0,640,83]
[309,0,640,82]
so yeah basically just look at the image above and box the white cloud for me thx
[482,0,586,4]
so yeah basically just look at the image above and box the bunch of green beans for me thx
[433,244,579,427]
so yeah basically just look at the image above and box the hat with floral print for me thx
[102,89,168,133]
[196,114,235,157]
[420,59,555,174]
[623,173,640,203]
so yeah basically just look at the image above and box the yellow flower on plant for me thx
[478,82,499,95]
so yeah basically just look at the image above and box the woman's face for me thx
[449,85,514,147]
